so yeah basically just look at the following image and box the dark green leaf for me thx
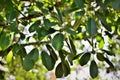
[90,60,98,78]
[36,1,43,9]
[65,28,77,35]
[96,53,104,61]
[0,32,11,51]
[29,20,41,32]
[104,57,114,68]
[55,62,64,78]
[79,52,91,66]
[64,8,79,15]
[9,22,19,33]
[59,50,66,62]
[37,27,49,40]
[25,48,39,62]
[41,51,54,70]
[102,49,115,56]
[86,18,97,36]
[46,44,58,61]
[62,60,70,76]
[112,0,120,10]
[69,37,76,55]
[23,58,34,71]
[75,0,84,9]
[52,33,64,50]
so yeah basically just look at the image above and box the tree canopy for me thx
[0,0,120,79]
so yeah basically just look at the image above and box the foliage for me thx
[0,0,120,79]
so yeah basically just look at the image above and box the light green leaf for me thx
[52,33,64,50]
[41,51,54,70]
[86,18,97,36]
[90,60,98,78]
[6,50,13,63]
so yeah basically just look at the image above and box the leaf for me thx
[59,50,66,62]
[55,62,64,78]
[52,33,64,50]
[37,27,49,40]
[69,37,76,55]
[0,32,11,51]
[65,28,77,35]
[102,49,115,56]
[9,22,19,33]
[104,57,114,68]
[62,60,70,76]
[41,51,54,70]
[44,19,57,30]
[86,18,97,36]
[90,60,98,78]
[6,50,13,63]
[96,53,104,61]
[79,52,91,66]
[25,48,39,62]
[112,0,120,10]
[23,58,34,71]
[55,7,63,23]
[75,0,84,9]
[36,1,43,9]
[46,44,58,61]
[29,20,41,32]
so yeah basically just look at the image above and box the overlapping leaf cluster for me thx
[0,0,120,79]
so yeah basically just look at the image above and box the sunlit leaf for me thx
[0,32,11,51]
[52,33,64,50]
[6,50,13,63]
[90,60,98,78]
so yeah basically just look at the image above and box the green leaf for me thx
[29,20,41,33]
[36,1,43,9]
[79,52,91,66]
[41,51,54,70]
[86,18,97,36]
[52,33,64,50]
[59,50,66,62]
[55,8,63,23]
[37,27,49,40]
[90,60,98,78]
[75,0,84,9]
[62,60,70,76]
[23,58,34,71]
[102,49,115,56]
[104,57,114,68]
[46,44,58,61]
[69,37,76,55]
[6,50,13,63]
[44,19,57,30]
[0,32,11,51]
[9,22,19,33]
[55,62,64,78]
[112,0,120,10]
[96,53,104,61]
[65,28,77,35]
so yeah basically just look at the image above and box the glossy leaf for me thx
[0,32,11,51]
[90,60,98,78]
[79,52,91,66]
[86,18,97,36]
[52,33,64,50]
[41,51,54,70]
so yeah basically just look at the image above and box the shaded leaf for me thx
[75,0,84,9]
[86,18,97,36]
[112,0,120,10]
[69,37,76,55]
[52,33,64,50]
[55,7,63,23]
[90,60,98,78]
[104,57,114,68]
[55,62,64,78]
[96,53,104,61]
[41,51,54,70]
[102,49,115,56]
[46,44,58,61]
[79,52,91,66]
